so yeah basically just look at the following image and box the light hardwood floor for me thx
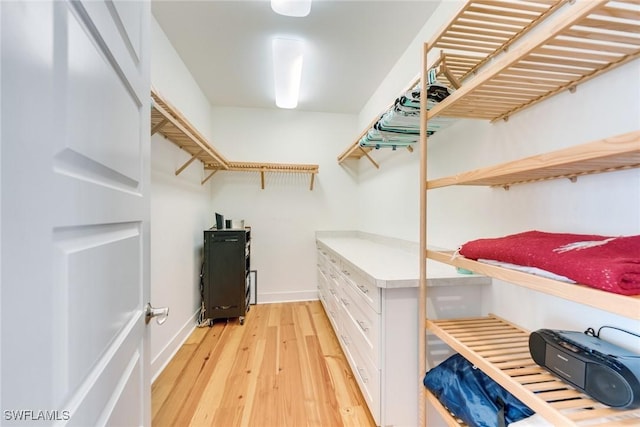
[152,301,376,427]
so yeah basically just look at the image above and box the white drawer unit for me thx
[316,232,490,427]
[337,273,380,366]
[338,317,381,414]
[340,262,381,313]
[317,254,342,334]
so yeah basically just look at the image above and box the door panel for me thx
[53,223,141,393]
[1,1,150,425]
[65,320,143,426]
[63,2,143,185]
[110,0,144,63]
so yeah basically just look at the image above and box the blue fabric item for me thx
[423,353,534,427]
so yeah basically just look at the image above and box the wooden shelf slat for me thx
[225,161,319,173]
[426,249,640,319]
[339,0,640,164]
[337,76,420,165]
[204,161,319,190]
[424,389,467,426]
[337,0,563,164]
[151,89,319,189]
[427,130,640,189]
[428,0,640,123]
[426,315,640,426]
[151,97,230,170]
[419,3,640,424]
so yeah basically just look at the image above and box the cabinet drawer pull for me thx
[357,320,369,332]
[357,284,369,294]
[357,367,368,383]
[341,335,350,346]
[340,298,349,306]
[342,270,350,276]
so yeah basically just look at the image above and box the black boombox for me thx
[529,328,640,409]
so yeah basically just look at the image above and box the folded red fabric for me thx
[459,231,640,296]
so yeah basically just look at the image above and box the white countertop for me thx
[316,231,491,289]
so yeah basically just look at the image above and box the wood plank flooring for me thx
[152,301,376,427]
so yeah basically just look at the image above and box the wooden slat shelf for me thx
[424,389,468,427]
[205,161,319,190]
[151,90,230,170]
[338,0,567,165]
[428,0,640,123]
[427,130,640,189]
[415,1,640,426]
[426,315,640,426]
[427,248,640,320]
[337,75,420,166]
[151,89,319,189]
[339,0,640,165]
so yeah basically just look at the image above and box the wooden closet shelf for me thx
[338,0,564,164]
[427,130,640,189]
[428,0,568,85]
[424,389,468,427]
[427,249,640,320]
[339,0,640,165]
[151,90,230,170]
[204,162,319,190]
[337,142,375,165]
[151,89,319,189]
[427,315,640,426]
[428,0,640,123]
[337,76,420,166]
[418,1,640,426]
[206,161,319,173]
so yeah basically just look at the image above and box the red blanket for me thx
[459,231,640,296]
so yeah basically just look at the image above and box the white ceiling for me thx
[151,0,441,114]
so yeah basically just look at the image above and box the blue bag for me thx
[423,353,534,427]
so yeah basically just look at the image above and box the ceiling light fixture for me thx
[271,0,312,17]
[272,38,304,109]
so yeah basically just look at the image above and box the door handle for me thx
[145,303,169,325]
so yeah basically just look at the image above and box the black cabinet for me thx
[202,228,251,325]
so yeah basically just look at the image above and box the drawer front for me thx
[319,286,341,335]
[339,279,380,367]
[317,242,382,426]
[338,326,381,424]
[317,242,339,262]
[317,264,329,292]
[341,264,381,313]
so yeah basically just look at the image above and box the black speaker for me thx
[529,329,640,409]
[528,332,547,365]
[585,363,633,407]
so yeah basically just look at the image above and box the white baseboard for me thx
[257,290,319,304]
[151,310,198,383]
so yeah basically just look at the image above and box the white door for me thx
[1,1,151,425]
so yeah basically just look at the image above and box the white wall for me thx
[209,106,359,302]
[349,0,466,243]
[149,17,215,380]
[150,15,359,378]
[353,0,640,349]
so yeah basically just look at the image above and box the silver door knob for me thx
[145,303,169,325]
